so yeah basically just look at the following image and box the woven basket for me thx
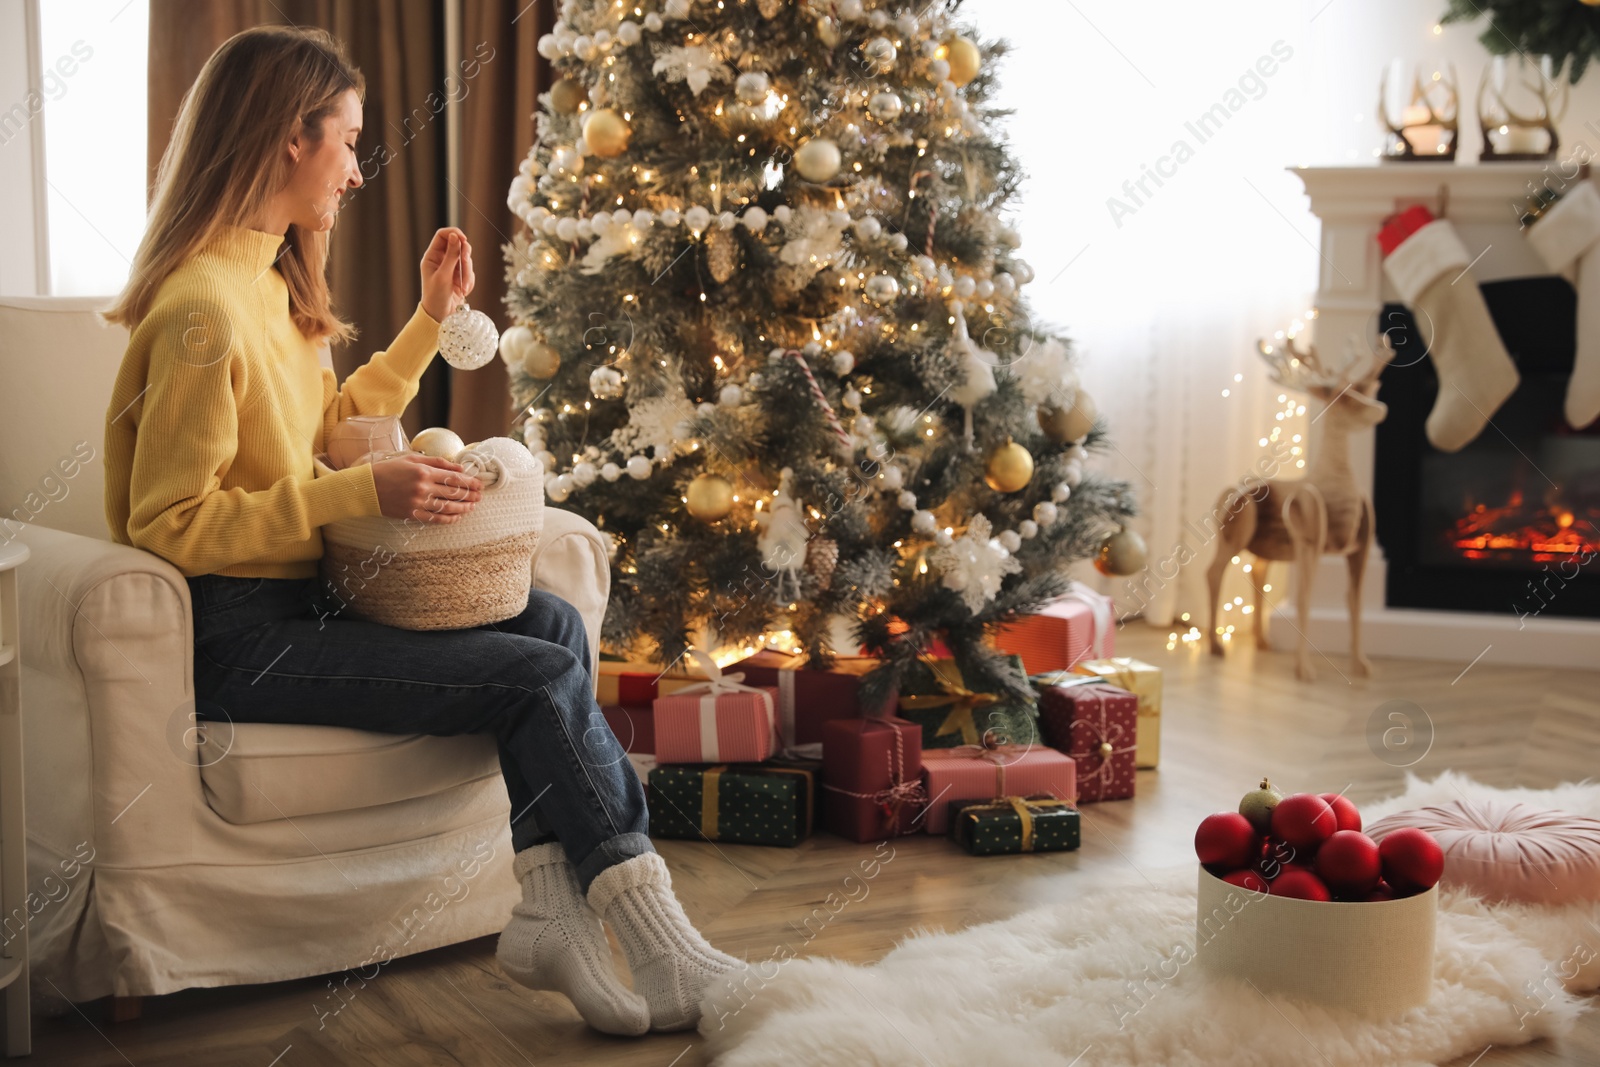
[317,436,545,630]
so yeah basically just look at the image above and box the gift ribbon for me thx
[935,741,1028,797]
[699,763,815,840]
[676,650,778,762]
[954,796,1075,853]
[820,719,927,836]
[1063,581,1113,662]
[898,660,1000,745]
[1078,658,1159,716]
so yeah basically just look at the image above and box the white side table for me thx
[0,541,28,1057]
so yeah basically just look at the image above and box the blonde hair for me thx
[104,25,365,344]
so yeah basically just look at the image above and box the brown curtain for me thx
[147,0,550,442]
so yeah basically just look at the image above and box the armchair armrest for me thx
[13,523,200,869]
[529,509,611,676]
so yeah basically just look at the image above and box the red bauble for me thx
[1195,812,1259,870]
[1314,830,1382,895]
[1271,793,1338,851]
[1270,868,1332,901]
[1256,837,1299,879]
[1221,868,1270,895]
[1319,792,1363,832]
[1365,880,1396,902]
[1379,827,1445,891]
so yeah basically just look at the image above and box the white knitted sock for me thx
[495,843,650,1036]
[586,852,747,1031]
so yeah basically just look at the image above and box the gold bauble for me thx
[411,427,466,459]
[1095,527,1148,576]
[1037,391,1097,443]
[549,78,586,115]
[522,341,561,379]
[685,473,734,521]
[983,437,1034,493]
[1098,741,1114,759]
[793,138,842,182]
[942,36,981,87]
[584,108,631,158]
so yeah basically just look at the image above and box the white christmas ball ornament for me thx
[928,58,951,83]
[438,304,500,370]
[831,349,855,375]
[412,427,465,459]
[953,275,976,299]
[794,138,842,182]
[898,490,919,511]
[864,274,901,305]
[664,0,692,18]
[698,401,717,419]
[536,450,557,471]
[735,70,770,104]
[589,366,625,399]
[843,388,862,409]
[541,216,560,237]
[1013,260,1036,285]
[993,272,1016,296]
[626,455,652,480]
[853,216,882,240]
[548,473,574,503]
[572,461,598,488]
[719,383,744,406]
[889,232,908,252]
[643,12,663,31]
[601,462,622,482]
[556,217,579,242]
[838,0,863,18]
[864,36,898,72]
[617,20,641,45]
[911,509,938,535]
[575,218,594,240]
[551,146,582,176]
[1033,501,1059,525]
[976,278,995,299]
[572,35,596,61]
[498,324,534,368]
[868,10,889,29]
[591,210,612,229]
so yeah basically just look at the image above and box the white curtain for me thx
[971,0,1600,628]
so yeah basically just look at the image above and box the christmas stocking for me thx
[1379,206,1520,452]
[1524,181,1600,430]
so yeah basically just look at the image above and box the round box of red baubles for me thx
[1192,777,1440,1019]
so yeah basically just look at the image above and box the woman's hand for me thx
[372,453,483,524]
[420,227,475,323]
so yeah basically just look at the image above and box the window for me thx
[35,0,149,296]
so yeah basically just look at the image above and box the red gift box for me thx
[920,745,1076,833]
[994,583,1114,675]
[653,652,779,764]
[601,704,654,755]
[1033,677,1136,803]
[727,651,895,757]
[820,717,927,842]
[596,660,700,705]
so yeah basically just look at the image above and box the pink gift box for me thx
[994,583,1115,675]
[920,746,1076,834]
[653,684,780,764]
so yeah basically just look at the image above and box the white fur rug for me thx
[699,772,1600,1067]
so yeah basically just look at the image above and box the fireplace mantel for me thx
[1276,163,1598,670]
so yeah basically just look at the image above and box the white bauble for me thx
[953,275,976,299]
[551,145,583,176]
[868,9,889,28]
[794,138,842,182]
[536,449,557,470]
[571,461,598,487]
[934,528,954,547]
[684,205,712,233]
[735,70,770,104]
[626,455,652,480]
[838,0,863,18]
[898,490,919,511]
[617,20,641,45]
[548,473,574,502]
[1018,519,1039,539]
[1013,260,1035,285]
[498,324,534,368]
[572,35,596,60]
[412,427,465,459]
[589,366,625,399]
[842,388,862,409]
[976,278,995,299]
[697,401,717,418]
[831,349,855,375]
[541,216,560,236]
[868,91,904,122]
[719,383,743,406]
[853,414,873,435]
[643,12,663,31]
[632,208,654,227]
[911,509,938,535]
[864,274,900,305]
[438,304,500,370]
[928,58,950,82]
[1063,461,1084,488]
[853,216,882,240]
[575,218,594,240]
[556,217,579,242]
[889,232,908,252]
[742,206,769,232]
[717,211,737,229]
[993,272,1016,297]
[828,208,851,228]
[591,210,612,229]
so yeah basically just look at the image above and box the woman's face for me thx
[285,88,364,232]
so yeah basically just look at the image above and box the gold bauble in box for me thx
[411,427,466,460]
[549,78,586,115]
[522,342,562,379]
[942,36,981,87]
[983,437,1034,493]
[686,473,735,521]
[584,108,631,158]
[1038,391,1097,443]
[1095,527,1148,576]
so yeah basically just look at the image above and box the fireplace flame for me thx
[1451,495,1598,562]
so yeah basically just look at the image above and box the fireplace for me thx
[1373,276,1600,619]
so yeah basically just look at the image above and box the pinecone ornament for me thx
[807,537,839,590]
[706,225,741,284]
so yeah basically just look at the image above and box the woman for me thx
[101,25,740,1035]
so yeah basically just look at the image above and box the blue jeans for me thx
[186,574,654,892]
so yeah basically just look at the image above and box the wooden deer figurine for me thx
[1206,334,1394,681]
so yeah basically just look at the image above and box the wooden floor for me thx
[28,625,1600,1066]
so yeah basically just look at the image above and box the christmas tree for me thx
[501,0,1135,703]
[1441,0,1600,83]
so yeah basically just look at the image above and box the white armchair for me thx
[0,296,610,1008]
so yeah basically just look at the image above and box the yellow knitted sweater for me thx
[104,225,442,579]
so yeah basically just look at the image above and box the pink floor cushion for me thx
[1367,798,1600,905]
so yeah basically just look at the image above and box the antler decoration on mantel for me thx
[1477,57,1568,162]
[1379,64,1460,161]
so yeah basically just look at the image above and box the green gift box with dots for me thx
[948,794,1081,856]
[647,761,814,847]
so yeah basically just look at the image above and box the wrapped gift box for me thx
[820,717,926,842]
[1072,657,1162,769]
[1030,673,1137,803]
[897,655,1039,750]
[920,745,1075,834]
[654,680,779,764]
[647,763,813,846]
[949,795,1082,855]
[726,651,895,756]
[601,704,654,755]
[596,659,700,706]
[994,583,1115,675]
